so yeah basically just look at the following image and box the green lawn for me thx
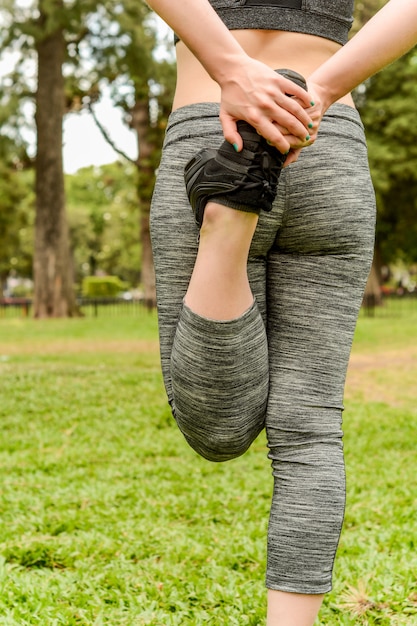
[0,301,416,625]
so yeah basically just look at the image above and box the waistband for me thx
[164,102,365,147]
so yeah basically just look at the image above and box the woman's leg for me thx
[150,104,269,461]
[264,106,376,623]
[185,202,258,319]
[267,591,324,626]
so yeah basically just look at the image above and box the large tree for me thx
[1,0,86,316]
[0,0,174,314]
[33,0,77,316]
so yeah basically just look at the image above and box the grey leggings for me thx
[150,103,376,594]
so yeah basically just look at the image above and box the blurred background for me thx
[0,0,416,318]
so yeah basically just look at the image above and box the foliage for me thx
[356,49,417,264]
[0,160,141,290]
[66,162,140,285]
[0,162,34,283]
[81,1,176,306]
[3,0,415,293]
[351,1,417,266]
[351,0,387,34]
[0,0,174,172]
[0,301,416,624]
[0,100,34,283]
[81,275,128,297]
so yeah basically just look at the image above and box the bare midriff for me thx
[173,30,355,110]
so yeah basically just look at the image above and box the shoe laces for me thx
[234,151,281,201]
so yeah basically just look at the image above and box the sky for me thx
[62,93,138,174]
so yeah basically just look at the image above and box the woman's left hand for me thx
[279,85,327,166]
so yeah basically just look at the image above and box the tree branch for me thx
[87,101,137,164]
[67,28,89,46]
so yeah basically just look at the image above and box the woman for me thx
[147,1,417,624]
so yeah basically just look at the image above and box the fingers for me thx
[219,66,324,154]
[273,76,315,129]
[251,109,315,153]
[249,117,292,154]
[263,107,312,147]
[221,113,292,154]
[221,110,293,154]
[243,98,313,143]
[220,111,316,155]
[276,74,314,109]
[279,131,316,150]
[226,109,311,153]
[283,148,302,167]
[277,99,315,134]
[221,115,243,152]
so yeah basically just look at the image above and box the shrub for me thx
[82,276,128,298]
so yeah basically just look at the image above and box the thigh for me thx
[150,103,271,405]
[265,105,376,442]
[150,107,218,404]
[151,102,294,405]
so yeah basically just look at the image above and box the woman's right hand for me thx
[146,0,316,152]
[218,57,315,154]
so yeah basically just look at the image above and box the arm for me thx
[145,0,314,153]
[308,0,417,113]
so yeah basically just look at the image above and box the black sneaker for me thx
[184,69,307,228]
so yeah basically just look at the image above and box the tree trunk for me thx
[130,99,156,308]
[34,14,77,317]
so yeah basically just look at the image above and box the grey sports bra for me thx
[174,0,354,46]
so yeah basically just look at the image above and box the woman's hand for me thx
[279,83,326,166]
[218,57,316,154]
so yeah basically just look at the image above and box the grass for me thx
[0,300,416,625]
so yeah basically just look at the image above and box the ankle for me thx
[200,201,258,239]
[267,590,324,626]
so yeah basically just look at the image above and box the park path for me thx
[0,339,160,355]
[1,337,415,406]
[346,347,417,406]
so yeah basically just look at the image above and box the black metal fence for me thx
[360,292,417,318]
[0,294,416,320]
[0,298,33,318]
[0,297,154,319]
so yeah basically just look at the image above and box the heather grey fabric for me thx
[173,0,354,45]
[150,102,376,593]
[171,300,269,461]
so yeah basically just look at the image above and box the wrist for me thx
[209,50,252,87]
[307,77,338,114]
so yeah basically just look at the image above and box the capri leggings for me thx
[150,102,376,594]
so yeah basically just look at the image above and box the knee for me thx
[174,409,264,463]
[183,431,254,463]
[196,432,256,462]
